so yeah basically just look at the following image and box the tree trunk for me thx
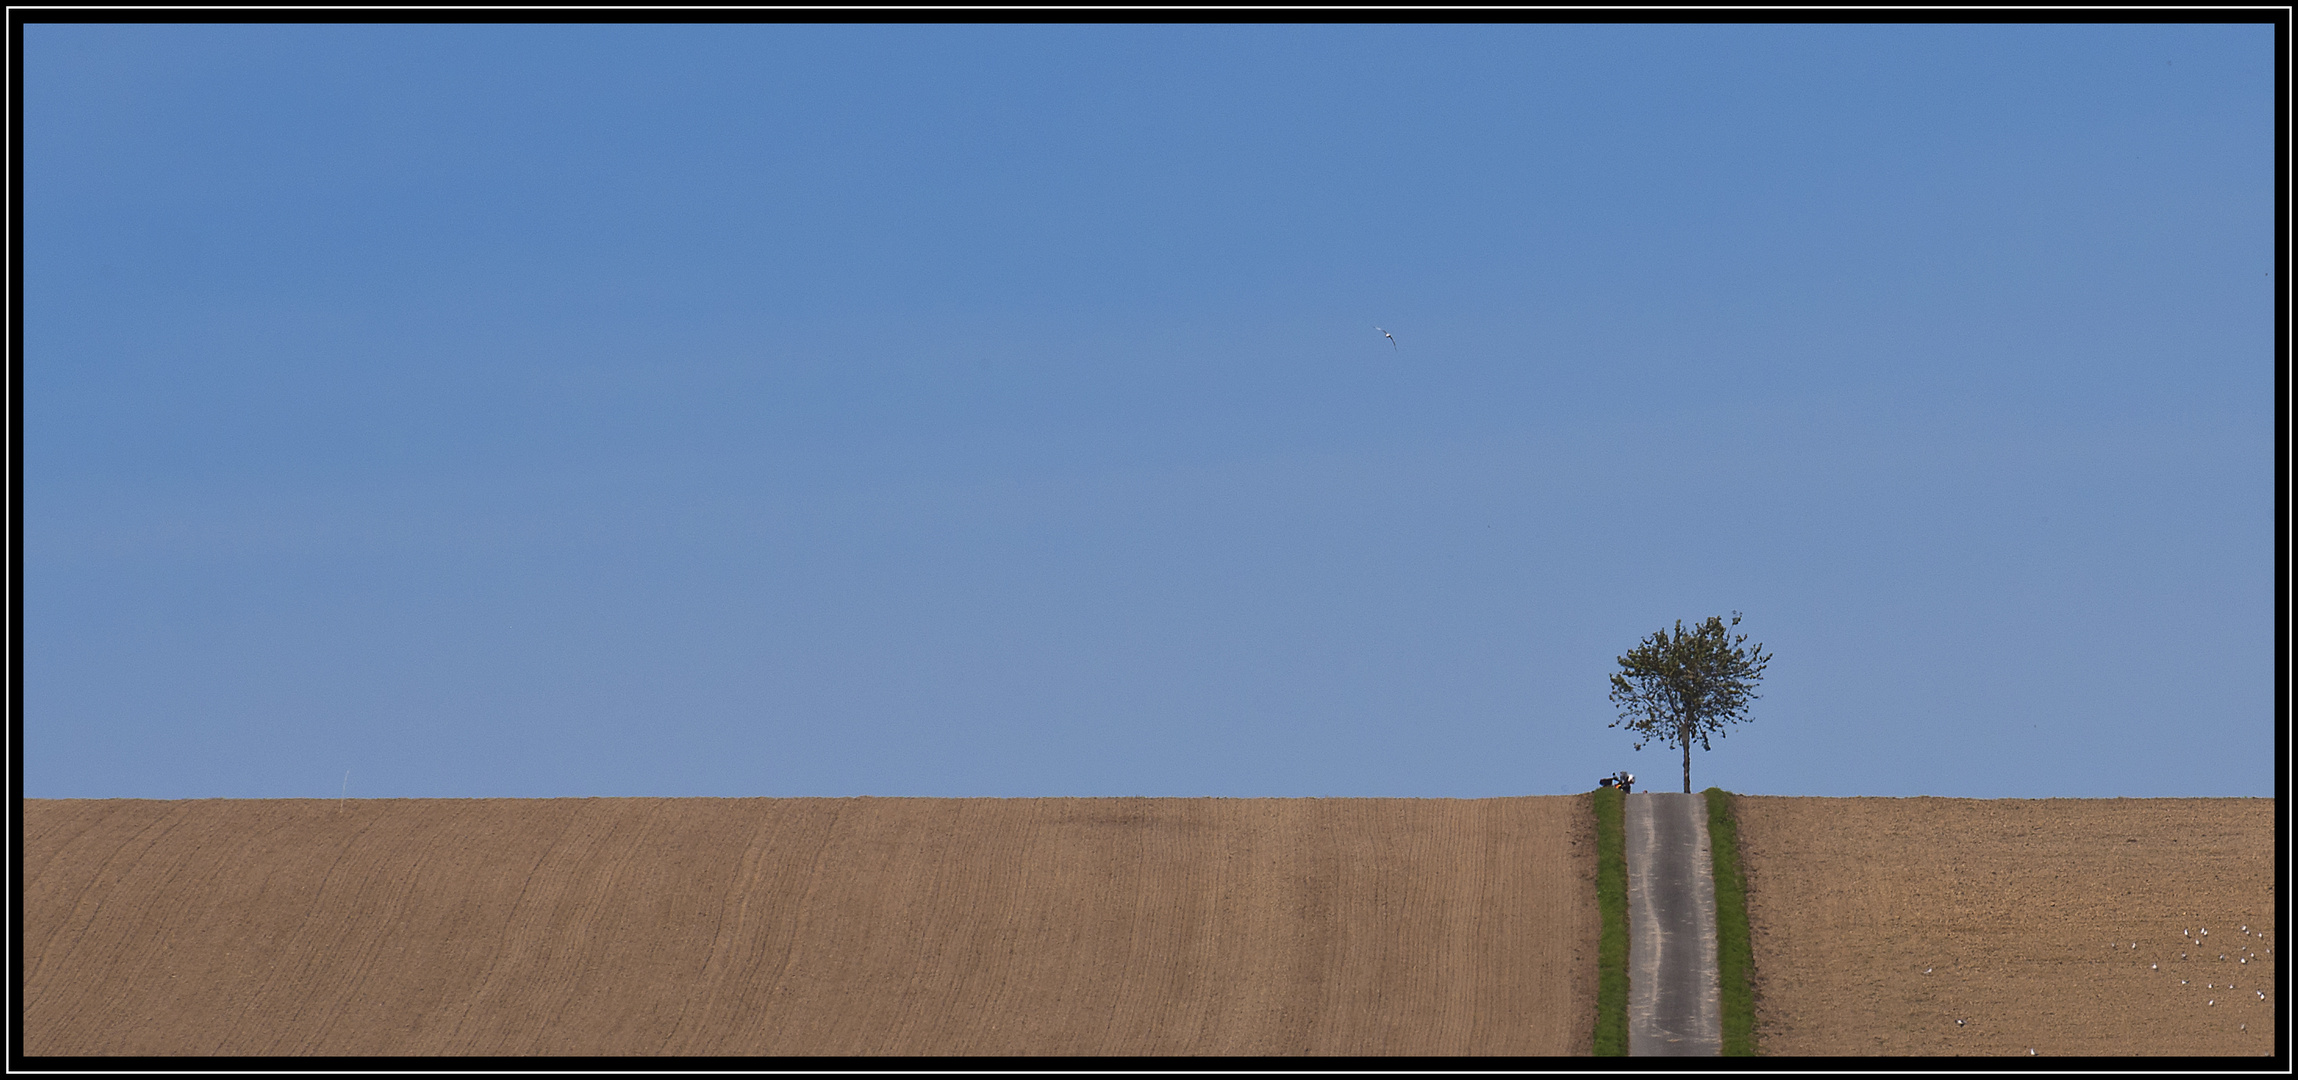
[1681,713,1694,792]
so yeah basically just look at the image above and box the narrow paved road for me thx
[1625,791,1721,1056]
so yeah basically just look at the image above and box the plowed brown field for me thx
[23,797,1594,1057]
[1734,797,2275,1057]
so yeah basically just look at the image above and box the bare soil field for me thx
[23,796,1593,1057]
[1734,797,2275,1057]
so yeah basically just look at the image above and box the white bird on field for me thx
[1376,327,1397,350]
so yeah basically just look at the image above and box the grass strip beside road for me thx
[1592,786,1629,1056]
[1702,787,1758,1056]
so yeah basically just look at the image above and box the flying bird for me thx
[1376,326,1397,350]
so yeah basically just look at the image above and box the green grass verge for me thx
[1591,786,1629,1056]
[1702,787,1758,1056]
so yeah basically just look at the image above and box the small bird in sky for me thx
[1376,326,1397,350]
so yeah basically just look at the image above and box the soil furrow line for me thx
[432,799,597,1052]
[25,802,197,1052]
[656,800,779,1055]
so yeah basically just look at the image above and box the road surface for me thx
[1625,791,1721,1056]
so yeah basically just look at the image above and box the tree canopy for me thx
[1608,612,1771,793]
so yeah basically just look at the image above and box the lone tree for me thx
[1608,612,1771,793]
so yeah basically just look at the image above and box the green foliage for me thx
[1591,785,1629,1056]
[1703,787,1759,1056]
[1610,612,1771,792]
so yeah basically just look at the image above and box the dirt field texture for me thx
[23,796,1594,1057]
[1734,797,2275,1057]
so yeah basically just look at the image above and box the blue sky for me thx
[23,24,2275,799]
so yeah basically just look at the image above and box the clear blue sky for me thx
[24,24,2274,800]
